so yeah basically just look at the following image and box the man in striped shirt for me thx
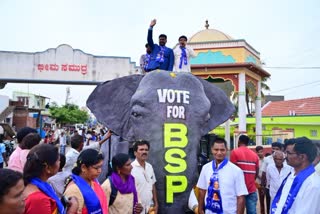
[231,135,259,214]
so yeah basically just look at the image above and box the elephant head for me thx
[87,70,234,214]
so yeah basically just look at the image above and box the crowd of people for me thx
[1,123,319,214]
[0,123,320,214]
[193,136,320,214]
[0,126,158,214]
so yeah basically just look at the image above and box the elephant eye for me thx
[206,113,210,122]
[131,111,141,117]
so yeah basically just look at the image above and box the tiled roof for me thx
[262,97,320,116]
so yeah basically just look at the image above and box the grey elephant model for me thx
[87,70,234,214]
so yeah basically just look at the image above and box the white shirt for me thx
[173,45,196,72]
[266,164,292,201]
[197,161,248,214]
[261,155,274,172]
[315,162,320,176]
[256,157,265,184]
[83,141,100,151]
[131,159,156,214]
[63,148,80,173]
[188,188,198,211]
[273,171,320,214]
[59,135,67,145]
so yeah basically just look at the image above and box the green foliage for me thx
[49,103,89,125]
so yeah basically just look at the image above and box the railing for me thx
[0,106,15,122]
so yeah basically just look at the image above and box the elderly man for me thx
[271,137,320,214]
[266,151,291,204]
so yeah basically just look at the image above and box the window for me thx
[311,130,318,137]
[17,96,29,106]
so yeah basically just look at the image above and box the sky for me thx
[0,0,319,107]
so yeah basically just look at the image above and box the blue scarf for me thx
[30,178,65,214]
[179,47,188,69]
[205,158,228,214]
[71,174,102,214]
[271,164,315,214]
[156,46,166,63]
[143,53,151,71]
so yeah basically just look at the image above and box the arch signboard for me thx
[0,44,138,86]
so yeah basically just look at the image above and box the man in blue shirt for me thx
[146,19,174,72]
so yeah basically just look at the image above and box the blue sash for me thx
[71,174,102,214]
[205,158,228,214]
[271,164,315,214]
[179,47,188,69]
[143,54,151,71]
[30,178,65,214]
[156,46,166,63]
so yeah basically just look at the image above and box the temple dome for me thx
[189,20,233,43]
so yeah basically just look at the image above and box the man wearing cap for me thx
[145,19,174,72]
[8,126,37,172]
[173,35,196,72]
[260,142,284,213]
[271,137,320,214]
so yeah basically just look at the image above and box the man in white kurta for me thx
[266,151,291,203]
[272,137,320,214]
[173,35,196,72]
[131,140,158,214]
[197,138,248,214]
[273,172,320,214]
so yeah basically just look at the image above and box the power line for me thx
[263,66,320,69]
[269,80,320,93]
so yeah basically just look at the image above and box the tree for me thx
[49,103,89,125]
[231,77,271,115]
[246,77,271,114]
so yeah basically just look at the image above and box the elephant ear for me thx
[197,77,235,133]
[86,74,144,139]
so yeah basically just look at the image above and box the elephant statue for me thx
[87,70,234,214]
